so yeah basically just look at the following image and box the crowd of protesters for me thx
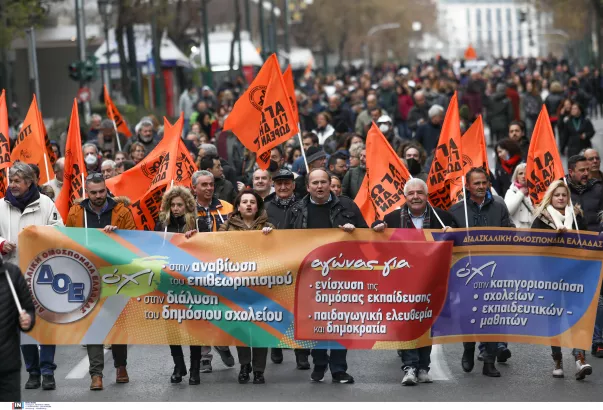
[3,54,603,401]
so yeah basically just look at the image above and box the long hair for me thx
[232,188,264,220]
[533,180,582,219]
[511,163,527,185]
[158,186,197,231]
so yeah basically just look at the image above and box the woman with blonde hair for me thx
[531,180,592,380]
[504,163,534,228]
[154,186,204,385]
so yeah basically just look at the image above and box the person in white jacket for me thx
[0,162,63,392]
[504,163,534,228]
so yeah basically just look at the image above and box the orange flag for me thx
[448,115,490,202]
[223,54,299,169]
[526,106,565,204]
[11,95,54,185]
[0,90,10,198]
[104,85,132,138]
[55,100,86,221]
[354,123,412,225]
[283,65,299,123]
[426,92,464,210]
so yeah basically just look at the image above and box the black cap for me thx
[272,168,294,181]
[306,146,326,164]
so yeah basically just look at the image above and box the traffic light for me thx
[68,62,82,82]
[68,57,98,82]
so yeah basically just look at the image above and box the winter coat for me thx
[416,122,442,156]
[544,92,564,120]
[0,190,63,265]
[449,194,515,228]
[397,94,414,121]
[195,196,234,232]
[492,161,518,199]
[486,92,514,133]
[218,212,274,232]
[531,208,585,231]
[214,177,236,204]
[264,193,296,229]
[341,166,366,200]
[285,194,368,230]
[374,205,454,229]
[313,124,335,146]
[567,178,603,232]
[379,88,399,121]
[154,214,195,234]
[123,134,160,158]
[0,262,35,374]
[504,184,534,228]
[407,105,430,134]
[506,88,521,121]
[560,115,595,158]
[523,93,543,120]
[66,196,136,230]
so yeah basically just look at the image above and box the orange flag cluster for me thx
[354,123,412,225]
[0,90,10,197]
[55,100,86,221]
[224,54,299,169]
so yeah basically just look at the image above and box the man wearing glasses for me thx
[65,173,137,391]
[584,148,603,181]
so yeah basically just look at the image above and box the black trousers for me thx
[236,347,267,372]
[0,369,20,402]
[169,345,202,360]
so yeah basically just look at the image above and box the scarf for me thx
[400,205,431,229]
[567,177,590,195]
[500,154,521,174]
[5,183,40,212]
[546,205,574,230]
[274,194,296,208]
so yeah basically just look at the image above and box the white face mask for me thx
[379,124,390,133]
[85,153,98,166]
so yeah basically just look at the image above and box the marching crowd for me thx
[3,55,603,401]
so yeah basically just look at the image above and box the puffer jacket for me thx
[218,212,274,232]
[504,184,534,228]
[0,189,63,265]
[66,196,136,230]
[0,262,36,374]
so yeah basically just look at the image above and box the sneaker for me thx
[592,344,603,358]
[200,359,212,373]
[42,375,56,390]
[402,367,417,386]
[575,353,593,380]
[332,371,354,384]
[310,365,327,382]
[496,347,511,363]
[553,358,564,378]
[477,351,484,361]
[25,374,41,389]
[214,347,235,367]
[417,369,433,383]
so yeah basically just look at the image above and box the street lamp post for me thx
[98,0,114,97]
[365,23,401,68]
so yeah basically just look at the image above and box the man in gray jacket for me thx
[449,167,515,377]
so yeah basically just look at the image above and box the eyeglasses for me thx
[86,173,104,181]
[586,157,600,161]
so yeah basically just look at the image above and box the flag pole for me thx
[163,179,175,246]
[82,173,88,246]
[428,202,446,229]
[461,175,472,264]
[297,124,309,174]
[112,119,122,152]
[4,270,24,313]
[6,167,10,243]
[43,153,51,183]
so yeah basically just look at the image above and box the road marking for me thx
[430,344,452,381]
[65,348,110,379]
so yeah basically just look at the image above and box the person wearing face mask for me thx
[492,138,523,198]
[83,143,102,173]
[218,189,274,384]
[415,105,444,158]
[376,114,403,152]
[123,119,160,157]
[400,143,428,182]
[531,181,591,380]
[503,163,534,228]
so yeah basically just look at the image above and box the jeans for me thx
[464,342,497,363]
[21,345,57,376]
[88,344,127,377]
[478,342,508,353]
[551,346,584,358]
[311,349,347,374]
[0,370,20,402]
[592,295,603,347]
[401,346,431,372]
[236,347,267,372]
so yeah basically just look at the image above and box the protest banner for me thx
[11,95,54,184]
[18,226,602,350]
[526,107,565,204]
[223,54,299,169]
[0,90,10,197]
[104,84,132,138]
[426,92,464,210]
[55,100,86,221]
[355,123,411,225]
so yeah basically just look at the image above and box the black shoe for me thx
[462,348,475,373]
[295,353,310,370]
[214,347,235,367]
[25,374,41,389]
[253,371,265,384]
[171,356,187,383]
[497,347,512,363]
[482,362,501,377]
[592,343,603,358]
[189,361,200,385]
[42,375,56,390]
[310,365,327,382]
[271,348,283,364]
[238,364,252,384]
[332,371,355,384]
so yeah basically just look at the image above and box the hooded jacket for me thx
[0,262,35,374]
[66,196,136,230]
[0,186,63,265]
[285,193,368,229]
[218,212,274,232]
[504,184,534,229]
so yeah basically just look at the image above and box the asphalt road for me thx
[16,118,603,402]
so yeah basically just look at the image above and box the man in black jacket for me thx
[285,169,367,384]
[0,260,35,402]
[371,178,452,385]
[449,167,515,377]
[566,155,603,232]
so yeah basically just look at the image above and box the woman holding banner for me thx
[154,186,205,385]
[504,163,534,228]
[531,180,592,380]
